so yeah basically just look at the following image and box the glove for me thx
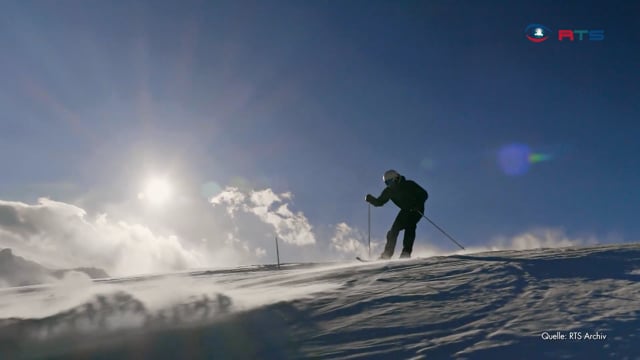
[365,194,375,204]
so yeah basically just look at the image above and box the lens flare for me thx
[529,153,552,163]
[498,143,531,176]
[498,143,553,176]
[419,157,436,171]
[201,181,222,199]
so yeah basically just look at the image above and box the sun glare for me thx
[138,177,172,205]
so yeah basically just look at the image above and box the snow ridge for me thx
[1,244,639,359]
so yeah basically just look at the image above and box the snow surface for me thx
[0,244,639,359]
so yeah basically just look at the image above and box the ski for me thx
[356,256,417,262]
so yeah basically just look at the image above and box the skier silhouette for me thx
[366,170,428,259]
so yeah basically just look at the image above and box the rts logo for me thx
[525,24,551,42]
[525,24,605,42]
[558,29,605,41]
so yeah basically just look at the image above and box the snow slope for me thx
[0,248,109,287]
[0,244,639,359]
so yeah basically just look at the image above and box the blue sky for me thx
[0,0,638,272]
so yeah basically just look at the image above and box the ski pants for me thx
[382,208,423,258]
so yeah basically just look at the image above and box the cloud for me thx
[210,187,316,246]
[0,198,204,276]
[210,188,247,217]
[331,222,367,255]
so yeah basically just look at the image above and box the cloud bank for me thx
[0,186,322,277]
[0,198,202,276]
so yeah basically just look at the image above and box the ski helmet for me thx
[383,169,400,186]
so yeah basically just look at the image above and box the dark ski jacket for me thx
[369,176,428,211]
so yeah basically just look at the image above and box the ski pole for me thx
[416,210,465,250]
[368,203,371,259]
[275,235,281,269]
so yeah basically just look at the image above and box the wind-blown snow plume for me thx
[0,199,203,276]
[210,187,316,246]
[491,228,599,250]
[412,228,603,258]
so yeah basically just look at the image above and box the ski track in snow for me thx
[0,244,639,359]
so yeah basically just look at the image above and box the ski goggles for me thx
[384,178,396,186]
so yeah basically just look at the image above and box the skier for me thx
[365,170,428,259]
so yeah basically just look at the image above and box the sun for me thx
[138,177,172,205]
